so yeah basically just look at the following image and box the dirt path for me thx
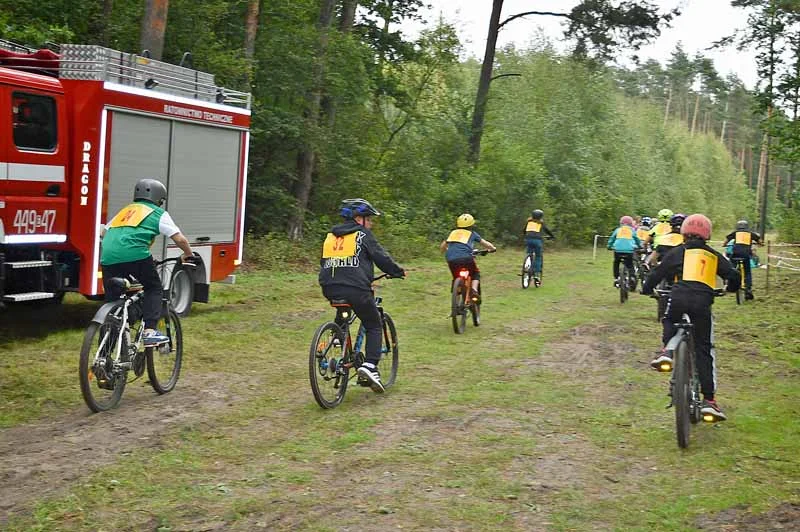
[0,372,255,523]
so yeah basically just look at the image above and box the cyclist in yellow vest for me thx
[440,213,496,299]
[522,209,555,286]
[642,214,741,421]
[318,198,405,393]
[607,215,641,287]
[646,208,674,266]
[650,213,685,265]
[724,220,762,300]
[100,179,195,346]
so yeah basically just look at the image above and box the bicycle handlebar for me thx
[473,248,496,256]
[155,254,199,268]
[373,273,404,281]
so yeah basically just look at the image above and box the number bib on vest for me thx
[447,229,473,244]
[322,232,357,258]
[735,231,752,245]
[683,248,718,288]
[618,226,633,239]
[661,233,684,247]
[108,203,154,228]
[525,221,542,233]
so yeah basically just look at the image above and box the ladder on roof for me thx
[59,44,251,109]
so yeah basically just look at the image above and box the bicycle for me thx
[309,274,401,409]
[617,262,631,303]
[79,257,193,412]
[655,287,725,449]
[520,237,552,289]
[731,257,746,305]
[452,249,494,333]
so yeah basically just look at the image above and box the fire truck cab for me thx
[0,41,251,315]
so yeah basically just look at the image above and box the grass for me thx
[1,247,798,531]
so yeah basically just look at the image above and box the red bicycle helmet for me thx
[681,213,712,240]
[619,215,634,225]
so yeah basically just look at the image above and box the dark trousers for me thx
[102,257,163,329]
[525,238,543,274]
[613,252,634,278]
[662,293,717,399]
[322,285,383,366]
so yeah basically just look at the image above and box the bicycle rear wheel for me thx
[471,284,481,327]
[379,312,399,388]
[451,278,466,334]
[79,318,127,412]
[736,263,744,305]
[147,308,183,394]
[521,255,533,289]
[619,266,629,304]
[673,338,692,449]
[309,322,349,408]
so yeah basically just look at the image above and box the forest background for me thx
[3,0,800,264]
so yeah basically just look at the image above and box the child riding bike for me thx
[642,214,741,421]
[100,178,195,347]
[441,213,497,300]
[724,220,762,300]
[607,216,641,287]
[318,198,405,393]
[522,209,555,286]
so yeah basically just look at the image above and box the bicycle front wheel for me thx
[451,278,467,334]
[619,267,629,304]
[379,313,399,388]
[471,284,481,327]
[147,308,183,394]
[79,319,127,412]
[521,255,532,289]
[673,339,692,449]
[309,322,348,408]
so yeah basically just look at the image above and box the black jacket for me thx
[318,220,404,291]
[725,230,761,258]
[642,240,741,305]
[523,218,555,240]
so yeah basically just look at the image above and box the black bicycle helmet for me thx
[531,209,544,220]
[340,198,381,219]
[669,213,686,229]
[133,178,167,206]
[736,219,749,230]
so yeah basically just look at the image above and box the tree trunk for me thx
[663,85,672,127]
[244,0,260,60]
[286,0,336,240]
[100,0,114,45]
[720,101,729,143]
[340,0,357,31]
[140,0,169,60]
[468,0,504,164]
[690,93,700,136]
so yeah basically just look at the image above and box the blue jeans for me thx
[525,238,543,275]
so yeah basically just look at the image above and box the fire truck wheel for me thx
[170,267,194,317]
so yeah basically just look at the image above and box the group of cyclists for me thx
[100,180,760,422]
[605,209,766,421]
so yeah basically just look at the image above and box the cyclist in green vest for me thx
[100,179,194,346]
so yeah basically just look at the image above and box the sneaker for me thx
[650,350,673,372]
[357,364,385,394]
[470,289,481,304]
[614,279,620,288]
[534,276,542,287]
[143,329,169,347]
[745,291,754,301]
[700,399,727,422]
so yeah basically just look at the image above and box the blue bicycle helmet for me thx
[340,198,381,219]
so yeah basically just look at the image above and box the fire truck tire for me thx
[170,267,194,317]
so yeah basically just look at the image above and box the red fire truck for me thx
[0,41,251,315]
